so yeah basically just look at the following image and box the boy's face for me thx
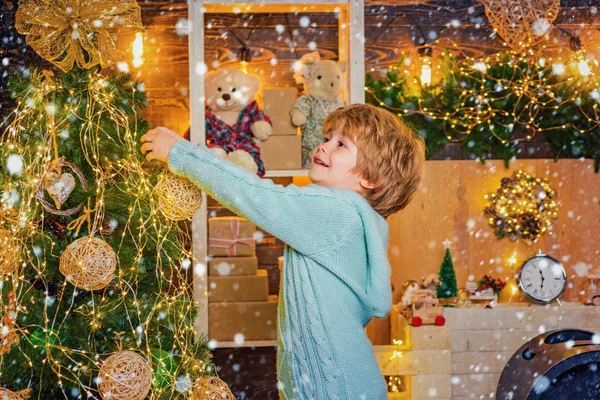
[308,126,370,193]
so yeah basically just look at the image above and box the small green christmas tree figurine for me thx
[437,248,458,300]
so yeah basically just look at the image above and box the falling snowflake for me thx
[6,154,24,176]
[175,18,191,36]
[532,18,551,36]
[299,16,310,28]
[552,63,566,76]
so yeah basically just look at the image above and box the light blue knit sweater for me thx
[168,140,392,400]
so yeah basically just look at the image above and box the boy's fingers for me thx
[141,130,157,142]
[140,142,152,154]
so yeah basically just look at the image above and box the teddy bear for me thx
[200,67,272,176]
[291,51,346,169]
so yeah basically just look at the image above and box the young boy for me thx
[141,103,425,399]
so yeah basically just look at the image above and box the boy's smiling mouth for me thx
[314,156,329,167]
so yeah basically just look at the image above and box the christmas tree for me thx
[0,0,222,398]
[437,248,458,300]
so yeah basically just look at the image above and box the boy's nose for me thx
[222,93,231,101]
[317,141,332,153]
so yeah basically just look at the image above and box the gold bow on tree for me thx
[15,0,143,72]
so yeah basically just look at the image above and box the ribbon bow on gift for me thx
[208,219,255,257]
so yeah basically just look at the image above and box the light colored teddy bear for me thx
[291,51,346,169]
[204,67,272,176]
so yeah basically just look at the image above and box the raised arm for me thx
[168,139,360,257]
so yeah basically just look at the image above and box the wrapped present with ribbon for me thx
[208,217,256,257]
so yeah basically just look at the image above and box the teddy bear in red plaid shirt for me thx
[185,67,272,176]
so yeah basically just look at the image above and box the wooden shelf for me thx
[263,169,308,177]
[210,340,278,349]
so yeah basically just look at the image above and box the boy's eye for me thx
[317,75,322,80]
[323,137,330,142]
[338,141,345,147]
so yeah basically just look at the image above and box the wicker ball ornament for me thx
[481,0,560,50]
[59,236,117,290]
[0,227,19,275]
[155,173,203,221]
[0,388,31,399]
[190,376,235,400]
[98,351,152,400]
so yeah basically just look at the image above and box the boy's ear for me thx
[359,179,377,190]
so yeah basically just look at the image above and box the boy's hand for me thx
[140,127,184,163]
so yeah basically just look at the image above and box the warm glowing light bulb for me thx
[132,32,144,68]
[420,57,432,85]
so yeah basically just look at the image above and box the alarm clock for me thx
[517,251,567,305]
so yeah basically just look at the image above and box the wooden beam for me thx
[188,0,209,339]
[203,2,348,13]
[349,0,365,103]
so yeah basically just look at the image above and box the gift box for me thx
[208,270,269,302]
[208,256,258,276]
[258,135,302,170]
[263,88,298,136]
[208,217,256,257]
[209,296,278,341]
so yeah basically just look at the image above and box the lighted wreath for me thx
[484,169,558,242]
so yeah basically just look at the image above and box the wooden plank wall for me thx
[108,0,600,148]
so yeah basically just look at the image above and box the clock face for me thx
[518,255,567,304]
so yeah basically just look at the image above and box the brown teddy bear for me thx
[202,67,272,176]
[291,52,345,169]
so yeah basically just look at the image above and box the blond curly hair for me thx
[323,104,426,218]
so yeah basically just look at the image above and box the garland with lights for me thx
[366,46,600,171]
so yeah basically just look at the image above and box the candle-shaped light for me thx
[132,32,144,68]
[418,46,433,86]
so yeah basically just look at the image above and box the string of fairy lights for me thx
[0,70,210,398]
[365,38,600,146]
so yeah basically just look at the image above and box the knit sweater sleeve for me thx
[167,139,360,256]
